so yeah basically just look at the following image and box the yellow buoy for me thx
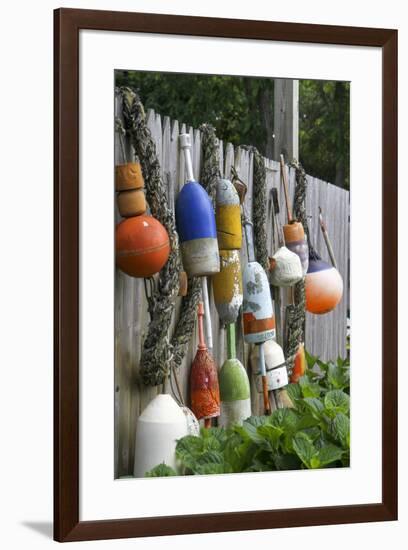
[212,250,243,325]
[215,178,242,250]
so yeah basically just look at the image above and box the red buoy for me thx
[190,302,220,423]
[115,215,170,278]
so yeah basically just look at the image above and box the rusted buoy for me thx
[212,250,243,325]
[190,302,220,424]
[115,215,170,278]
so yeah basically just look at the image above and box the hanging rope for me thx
[285,160,308,374]
[240,146,269,273]
[199,123,220,204]
[119,87,182,386]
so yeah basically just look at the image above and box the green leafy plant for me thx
[145,354,350,477]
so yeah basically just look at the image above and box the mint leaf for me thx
[299,376,321,398]
[327,364,349,390]
[317,443,344,466]
[292,432,318,468]
[324,390,350,415]
[330,413,350,448]
[145,463,177,477]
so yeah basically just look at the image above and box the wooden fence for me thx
[114,102,350,478]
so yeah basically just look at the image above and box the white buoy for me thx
[133,394,189,477]
[250,340,288,392]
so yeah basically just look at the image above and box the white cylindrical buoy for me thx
[242,221,276,343]
[250,340,288,392]
[133,394,189,478]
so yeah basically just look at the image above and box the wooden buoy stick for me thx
[318,206,338,269]
[226,322,236,360]
[201,278,213,352]
[258,343,271,416]
[280,154,293,223]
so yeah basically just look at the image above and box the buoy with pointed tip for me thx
[212,250,243,325]
[133,394,189,477]
[219,324,251,427]
[290,343,307,383]
[190,302,220,425]
[242,221,276,343]
[215,178,242,249]
[175,134,220,277]
[115,215,170,278]
[250,339,289,392]
[305,249,343,314]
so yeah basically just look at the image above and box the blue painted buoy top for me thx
[176,182,217,241]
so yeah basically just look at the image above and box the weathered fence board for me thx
[114,103,349,477]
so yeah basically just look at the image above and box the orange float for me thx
[305,252,343,314]
[290,343,306,383]
[115,215,170,278]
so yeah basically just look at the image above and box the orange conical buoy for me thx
[115,215,170,278]
[190,302,220,425]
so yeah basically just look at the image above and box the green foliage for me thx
[145,463,177,477]
[116,71,349,188]
[145,355,350,477]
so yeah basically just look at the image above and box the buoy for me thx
[250,339,289,392]
[212,250,243,325]
[115,215,170,278]
[215,178,242,249]
[305,250,343,314]
[242,221,276,343]
[269,246,303,287]
[219,324,251,427]
[115,161,144,191]
[181,406,200,436]
[133,394,189,477]
[190,302,220,426]
[279,155,309,275]
[175,134,219,277]
[117,189,147,218]
[290,343,306,383]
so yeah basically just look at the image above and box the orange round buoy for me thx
[305,255,343,314]
[116,215,170,278]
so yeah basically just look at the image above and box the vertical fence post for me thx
[273,79,299,162]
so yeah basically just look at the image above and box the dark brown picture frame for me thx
[54,7,398,542]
